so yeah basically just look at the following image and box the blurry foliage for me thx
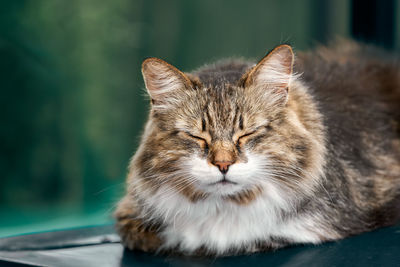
[0,0,355,233]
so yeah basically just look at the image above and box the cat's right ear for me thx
[142,58,193,109]
[241,44,294,103]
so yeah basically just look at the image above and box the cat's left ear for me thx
[142,58,193,108]
[242,44,294,97]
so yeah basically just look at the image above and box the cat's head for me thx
[133,45,325,205]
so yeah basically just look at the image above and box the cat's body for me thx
[115,41,400,256]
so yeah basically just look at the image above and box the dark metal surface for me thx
[0,224,400,267]
[0,225,120,251]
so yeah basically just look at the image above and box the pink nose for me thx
[213,161,233,174]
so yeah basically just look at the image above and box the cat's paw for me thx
[116,218,162,252]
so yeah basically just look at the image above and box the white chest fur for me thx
[142,185,324,254]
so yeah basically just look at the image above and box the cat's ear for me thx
[243,44,294,97]
[142,58,193,108]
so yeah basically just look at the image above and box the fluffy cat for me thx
[115,40,400,256]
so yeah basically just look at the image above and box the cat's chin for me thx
[199,180,246,196]
[208,177,237,186]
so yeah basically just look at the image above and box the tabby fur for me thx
[115,40,400,256]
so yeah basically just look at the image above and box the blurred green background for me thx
[0,0,398,237]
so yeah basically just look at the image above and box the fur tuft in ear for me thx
[142,58,193,108]
[243,44,294,96]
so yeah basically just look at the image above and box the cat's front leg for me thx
[114,196,162,252]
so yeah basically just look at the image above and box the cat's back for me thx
[295,40,400,119]
[295,40,400,143]
[296,40,400,222]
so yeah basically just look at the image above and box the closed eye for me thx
[185,132,209,149]
[187,133,206,141]
[236,131,256,145]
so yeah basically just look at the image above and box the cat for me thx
[114,40,400,256]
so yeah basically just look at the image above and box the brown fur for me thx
[225,186,263,205]
[114,196,162,252]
